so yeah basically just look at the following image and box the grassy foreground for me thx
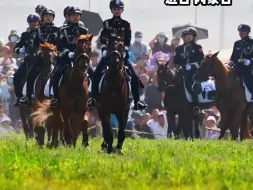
[0,137,253,190]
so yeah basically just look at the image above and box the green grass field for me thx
[0,136,253,190]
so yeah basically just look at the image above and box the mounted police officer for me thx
[86,0,147,110]
[35,5,46,25]
[13,14,40,106]
[174,27,204,114]
[50,6,91,108]
[19,8,60,106]
[62,6,85,27]
[230,24,253,99]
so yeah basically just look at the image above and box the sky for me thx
[0,0,252,53]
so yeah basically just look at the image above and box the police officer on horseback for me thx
[13,14,40,106]
[230,24,253,99]
[18,8,59,106]
[50,6,91,108]
[174,27,204,114]
[86,0,147,110]
[62,6,85,27]
[35,5,46,25]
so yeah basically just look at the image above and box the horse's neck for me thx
[214,65,235,94]
[67,69,87,93]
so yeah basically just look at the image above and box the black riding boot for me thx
[13,69,24,106]
[192,92,200,115]
[127,62,147,110]
[50,77,60,108]
[87,59,104,108]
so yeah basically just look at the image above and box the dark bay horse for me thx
[193,52,252,140]
[33,43,58,146]
[19,39,38,140]
[156,57,214,139]
[32,34,93,147]
[97,36,131,154]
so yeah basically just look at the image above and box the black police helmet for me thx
[67,6,82,16]
[35,5,46,14]
[42,8,55,18]
[182,27,197,37]
[238,24,251,32]
[63,6,70,17]
[110,0,124,9]
[27,14,40,23]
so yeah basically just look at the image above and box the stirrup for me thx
[19,96,29,106]
[86,98,96,108]
[50,98,59,108]
[193,106,200,115]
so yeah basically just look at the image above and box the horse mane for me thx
[213,56,230,75]
[40,43,57,51]
[76,34,93,41]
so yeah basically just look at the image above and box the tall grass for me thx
[0,136,253,190]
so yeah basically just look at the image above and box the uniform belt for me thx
[188,62,199,68]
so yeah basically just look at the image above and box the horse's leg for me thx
[63,119,72,146]
[240,110,248,141]
[98,110,113,153]
[230,108,244,140]
[19,107,29,140]
[194,115,202,139]
[35,126,45,147]
[82,119,89,147]
[115,110,128,152]
[166,111,176,138]
[70,114,83,148]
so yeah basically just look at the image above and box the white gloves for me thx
[244,59,251,66]
[102,50,107,57]
[185,64,191,71]
[68,52,74,59]
[20,47,26,54]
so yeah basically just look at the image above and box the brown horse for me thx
[193,52,252,140]
[33,43,58,146]
[156,57,214,139]
[19,39,38,140]
[32,34,93,147]
[97,36,131,154]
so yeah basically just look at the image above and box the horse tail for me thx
[31,99,53,127]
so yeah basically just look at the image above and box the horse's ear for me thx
[211,51,219,58]
[88,34,93,41]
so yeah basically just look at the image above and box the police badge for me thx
[116,0,120,4]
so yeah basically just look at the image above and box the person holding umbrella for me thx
[149,32,172,55]
[174,27,204,115]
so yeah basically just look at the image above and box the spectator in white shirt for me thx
[147,112,168,139]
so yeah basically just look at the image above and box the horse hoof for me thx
[114,147,124,155]
[102,147,108,153]
[82,142,89,148]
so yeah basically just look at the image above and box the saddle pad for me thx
[243,82,253,102]
[184,79,216,103]
[97,72,132,97]
[44,76,63,97]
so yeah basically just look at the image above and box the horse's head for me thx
[107,36,125,73]
[73,35,92,75]
[75,34,93,57]
[39,43,57,68]
[194,51,226,83]
[156,56,174,92]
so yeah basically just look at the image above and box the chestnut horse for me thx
[97,36,131,153]
[32,34,93,147]
[194,52,252,140]
[156,57,214,139]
